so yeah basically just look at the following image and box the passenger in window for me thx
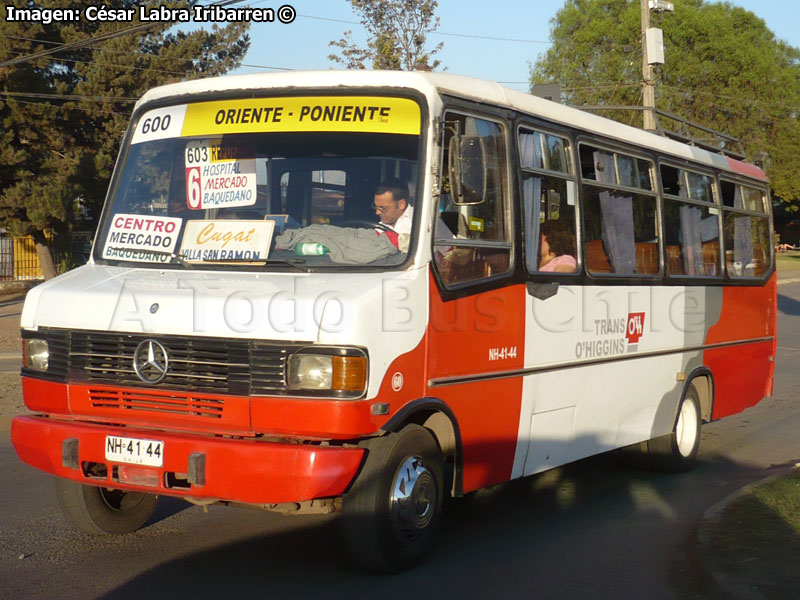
[372,178,413,235]
[539,220,577,273]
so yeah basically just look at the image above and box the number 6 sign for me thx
[186,167,202,210]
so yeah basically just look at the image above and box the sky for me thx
[230,0,800,92]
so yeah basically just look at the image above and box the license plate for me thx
[105,435,164,467]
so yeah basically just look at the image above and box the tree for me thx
[329,0,443,70]
[0,1,249,278]
[530,0,800,204]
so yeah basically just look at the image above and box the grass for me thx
[776,251,800,271]
[703,471,800,597]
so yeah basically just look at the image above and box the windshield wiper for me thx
[210,257,309,272]
[139,250,193,269]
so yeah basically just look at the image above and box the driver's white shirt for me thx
[390,206,414,235]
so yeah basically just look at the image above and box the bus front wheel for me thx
[342,424,444,572]
[647,384,702,472]
[55,478,158,535]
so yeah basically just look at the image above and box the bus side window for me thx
[721,180,771,278]
[434,113,512,286]
[519,127,578,275]
[661,165,721,278]
[580,145,658,276]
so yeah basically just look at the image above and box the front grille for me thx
[251,341,293,394]
[29,329,306,396]
[89,388,225,419]
[71,333,247,393]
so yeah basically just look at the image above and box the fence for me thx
[0,237,13,279]
[0,231,93,281]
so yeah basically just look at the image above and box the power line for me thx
[0,91,138,103]
[5,97,131,117]
[564,83,640,91]
[436,31,549,44]
[499,81,638,87]
[299,13,357,26]
[3,34,65,46]
[661,84,761,103]
[1,48,195,77]
[3,35,292,74]
[0,24,167,69]
[237,63,293,71]
[660,85,800,111]
[299,13,551,45]
[657,91,755,120]
[659,86,800,115]
[2,33,213,66]
[6,48,292,80]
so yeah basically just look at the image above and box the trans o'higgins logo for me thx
[625,312,646,345]
[575,312,647,359]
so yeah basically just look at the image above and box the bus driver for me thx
[372,178,413,235]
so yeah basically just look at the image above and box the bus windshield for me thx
[96,97,422,269]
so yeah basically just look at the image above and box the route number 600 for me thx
[141,114,171,135]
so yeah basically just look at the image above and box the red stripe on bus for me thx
[426,274,526,491]
[704,275,777,418]
[726,157,767,180]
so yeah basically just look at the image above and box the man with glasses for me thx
[372,178,413,235]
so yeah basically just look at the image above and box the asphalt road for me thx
[0,356,19,373]
[2,282,800,599]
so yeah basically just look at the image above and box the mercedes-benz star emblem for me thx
[133,340,169,384]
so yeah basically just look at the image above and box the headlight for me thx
[287,349,367,397]
[23,338,49,371]
[288,355,333,389]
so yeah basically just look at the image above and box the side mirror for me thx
[448,134,487,205]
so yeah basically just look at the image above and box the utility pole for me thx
[641,0,657,130]
[641,0,674,131]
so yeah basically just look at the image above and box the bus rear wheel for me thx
[342,424,444,572]
[647,384,702,472]
[55,478,158,535]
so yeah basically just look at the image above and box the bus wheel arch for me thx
[379,398,463,497]
[689,371,714,423]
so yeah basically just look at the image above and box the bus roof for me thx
[136,70,766,182]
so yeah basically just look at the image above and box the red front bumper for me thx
[11,416,364,504]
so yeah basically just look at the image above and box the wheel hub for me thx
[676,398,699,457]
[390,456,438,540]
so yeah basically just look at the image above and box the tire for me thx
[342,424,444,573]
[646,384,702,472]
[55,478,158,535]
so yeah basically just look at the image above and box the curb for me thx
[695,465,800,600]
[0,280,41,295]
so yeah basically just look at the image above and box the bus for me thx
[12,71,776,572]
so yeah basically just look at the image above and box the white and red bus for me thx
[12,71,775,572]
